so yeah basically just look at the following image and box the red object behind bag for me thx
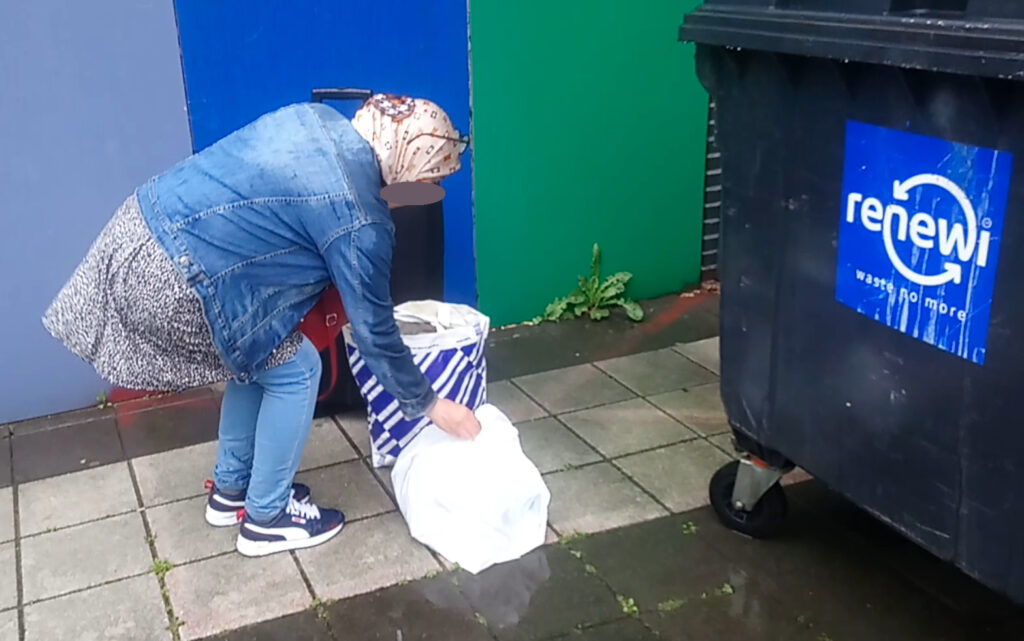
[299,285,349,402]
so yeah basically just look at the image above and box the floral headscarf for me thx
[352,94,465,185]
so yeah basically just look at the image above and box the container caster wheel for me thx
[709,459,788,539]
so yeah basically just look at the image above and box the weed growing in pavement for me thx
[312,599,330,623]
[166,616,185,636]
[151,559,174,580]
[559,531,589,545]
[617,595,640,617]
[534,244,644,324]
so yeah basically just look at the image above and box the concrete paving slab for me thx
[0,542,15,610]
[617,441,732,512]
[0,487,12,543]
[147,496,236,565]
[23,574,170,641]
[560,398,698,458]
[516,417,601,474]
[21,512,151,602]
[596,348,716,396]
[648,384,730,437]
[298,417,359,472]
[546,463,666,535]
[164,552,309,641]
[133,441,218,506]
[673,337,720,375]
[19,462,136,535]
[295,460,394,522]
[514,365,633,415]
[487,381,548,423]
[297,513,440,601]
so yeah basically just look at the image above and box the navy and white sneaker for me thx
[236,498,345,557]
[204,480,312,528]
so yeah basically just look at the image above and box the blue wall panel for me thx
[0,1,193,423]
[174,0,476,306]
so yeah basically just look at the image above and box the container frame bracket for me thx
[732,457,784,511]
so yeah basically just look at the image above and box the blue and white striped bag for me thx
[343,300,491,468]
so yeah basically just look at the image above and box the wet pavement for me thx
[4,291,1023,640]
[205,480,1024,641]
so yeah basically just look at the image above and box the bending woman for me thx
[43,94,480,557]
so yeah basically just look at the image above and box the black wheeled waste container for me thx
[680,1,1024,603]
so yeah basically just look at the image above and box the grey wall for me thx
[0,1,192,423]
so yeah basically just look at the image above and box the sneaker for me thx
[204,480,312,528]
[236,498,345,557]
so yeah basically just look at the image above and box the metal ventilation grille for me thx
[702,100,721,278]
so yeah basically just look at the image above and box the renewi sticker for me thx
[835,121,1014,365]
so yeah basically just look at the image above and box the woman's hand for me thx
[428,398,482,440]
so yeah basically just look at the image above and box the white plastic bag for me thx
[343,300,490,468]
[391,404,551,574]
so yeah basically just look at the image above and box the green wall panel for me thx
[471,0,708,326]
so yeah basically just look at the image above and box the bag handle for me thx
[393,303,458,332]
[311,88,373,104]
[391,303,485,347]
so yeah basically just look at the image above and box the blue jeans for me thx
[212,337,322,523]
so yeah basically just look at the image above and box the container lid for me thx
[680,0,1024,80]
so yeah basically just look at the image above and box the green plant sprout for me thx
[312,599,330,623]
[534,244,644,324]
[151,559,174,579]
[559,531,588,545]
[617,595,640,617]
[166,616,185,636]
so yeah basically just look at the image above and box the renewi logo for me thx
[845,174,992,288]
[835,121,1013,365]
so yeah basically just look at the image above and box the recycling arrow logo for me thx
[881,173,977,287]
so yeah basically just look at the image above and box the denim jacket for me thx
[136,103,436,419]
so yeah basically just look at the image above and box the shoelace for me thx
[285,497,321,521]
